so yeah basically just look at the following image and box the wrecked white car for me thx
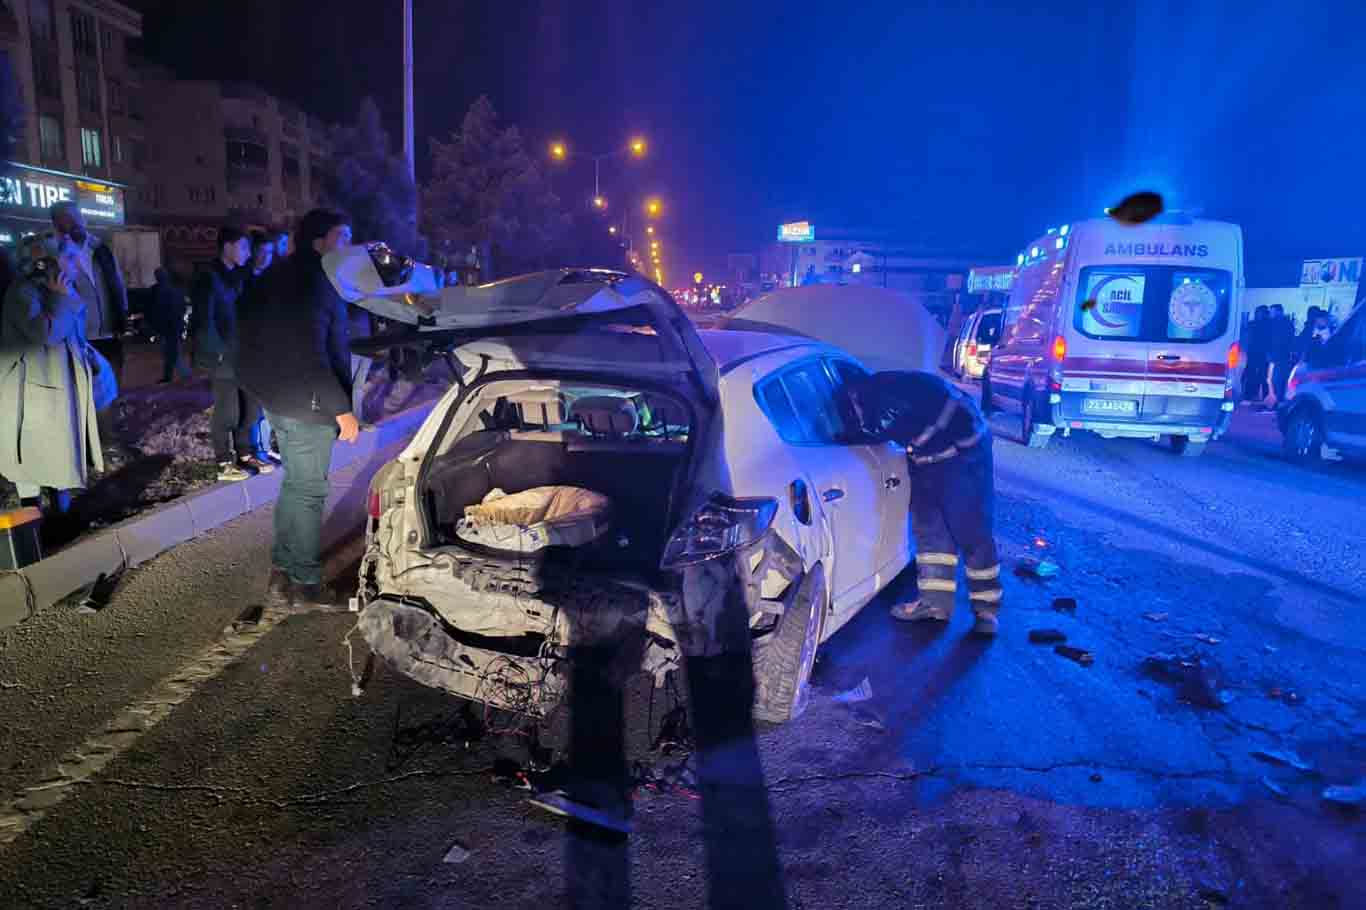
[350,269,912,723]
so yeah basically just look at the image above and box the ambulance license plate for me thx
[1082,398,1138,415]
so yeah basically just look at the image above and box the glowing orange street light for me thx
[644,198,662,218]
[630,137,648,157]
[646,225,655,235]
[549,140,568,161]
[592,195,607,209]
[609,225,618,235]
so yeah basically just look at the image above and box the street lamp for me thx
[609,225,618,235]
[645,197,663,218]
[646,225,655,235]
[592,195,607,210]
[549,137,650,198]
[549,140,568,161]
[630,137,647,157]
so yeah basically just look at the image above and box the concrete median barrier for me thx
[0,403,434,629]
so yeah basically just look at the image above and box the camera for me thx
[26,256,60,281]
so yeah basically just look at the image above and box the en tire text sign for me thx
[0,162,126,226]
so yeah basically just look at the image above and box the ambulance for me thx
[982,214,1244,457]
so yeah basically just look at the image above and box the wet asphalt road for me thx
[1,403,1363,909]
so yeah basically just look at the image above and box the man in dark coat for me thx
[153,266,193,383]
[50,201,128,456]
[849,370,1002,637]
[1267,303,1295,403]
[193,226,268,481]
[1241,305,1270,404]
[237,209,359,610]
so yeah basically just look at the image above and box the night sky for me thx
[129,0,1366,285]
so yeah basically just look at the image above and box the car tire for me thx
[980,374,996,415]
[1169,435,1207,457]
[1281,406,1324,464]
[1022,390,1050,449]
[752,563,826,725]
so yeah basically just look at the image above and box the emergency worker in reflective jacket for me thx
[848,370,1003,637]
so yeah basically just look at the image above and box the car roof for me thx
[696,327,826,373]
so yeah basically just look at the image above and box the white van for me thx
[982,215,1244,457]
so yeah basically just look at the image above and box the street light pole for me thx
[402,0,415,183]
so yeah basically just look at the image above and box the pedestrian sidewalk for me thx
[0,401,434,630]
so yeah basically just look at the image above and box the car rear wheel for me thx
[1169,435,1207,457]
[753,564,826,724]
[1022,391,1050,449]
[1281,407,1324,463]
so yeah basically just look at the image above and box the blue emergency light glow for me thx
[1060,224,1070,236]
[1031,247,1039,257]
[1056,238,1065,250]
[1017,254,1025,266]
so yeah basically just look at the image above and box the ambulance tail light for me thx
[1226,342,1241,371]
[367,490,383,520]
[1051,335,1067,362]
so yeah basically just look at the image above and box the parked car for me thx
[352,269,912,725]
[953,307,1003,380]
[1278,303,1366,462]
[984,215,1243,456]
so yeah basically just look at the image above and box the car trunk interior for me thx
[419,384,692,574]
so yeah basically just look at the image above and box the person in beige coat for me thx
[0,235,103,512]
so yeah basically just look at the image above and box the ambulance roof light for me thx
[1060,224,1070,236]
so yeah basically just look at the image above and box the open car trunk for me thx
[356,378,701,720]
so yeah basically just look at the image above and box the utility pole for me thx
[402,0,415,183]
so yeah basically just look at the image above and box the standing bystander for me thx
[49,201,129,461]
[237,209,359,609]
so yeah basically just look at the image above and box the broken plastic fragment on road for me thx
[1321,782,1366,807]
[1250,749,1313,773]
[1029,628,1067,644]
[1054,645,1093,666]
[1051,597,1077,613]
[1141,653,1230,708]
[1015,558,1061,580]
[833,676,874,704]
[442,841,471,864]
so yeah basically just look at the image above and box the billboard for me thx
[0,162,126,227]
[778,221,815,243]
[967,266,1015,293]
[1299,257,1361,288]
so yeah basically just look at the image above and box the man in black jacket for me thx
[153,266,193,384]
[849,370,1002,637]
[193,226,266,481]
[238,209,359,609]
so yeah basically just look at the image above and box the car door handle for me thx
[823,488,845,503]
[1156,354,1182,361]
[885,476,901,489]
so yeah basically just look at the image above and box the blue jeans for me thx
[267,412,337,586]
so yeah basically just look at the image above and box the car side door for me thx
[754,357,884,613]
[1323,310,1366,451]
[825,357,910,591]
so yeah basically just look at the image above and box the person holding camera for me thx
[0,234,105,513]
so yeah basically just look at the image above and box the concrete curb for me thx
[0,402,434,629]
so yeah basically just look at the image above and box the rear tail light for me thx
[367,489,383,519]
[1051,335,1067,362]
[1049,377,1062,392]
[661,494,778,570]
[1287,363,1303,397]
[966,341,978,358]
[1226,342,1241,370]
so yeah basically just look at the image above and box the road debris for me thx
[529,790,633,835]
[1192,633,1222,645]
[74,570,124,614]
[1261,776,1288,797]
[1250,749,1313,772]
[1029,628,1067,644]
[1089,773,1103,783]
[1143,612,1169,623]
[1054,645,1094,666]
[1321,782,1366,807]
[1051,597,1077,613]
[441,841,472,864]
[851,706,887,731]
[833,676,874,704]
[1140,653,1230,708]
[1015,558,1061,580]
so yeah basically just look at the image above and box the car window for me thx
[1075,266,1232,344]
[755,358,856,445]
[976,313,1003,344]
